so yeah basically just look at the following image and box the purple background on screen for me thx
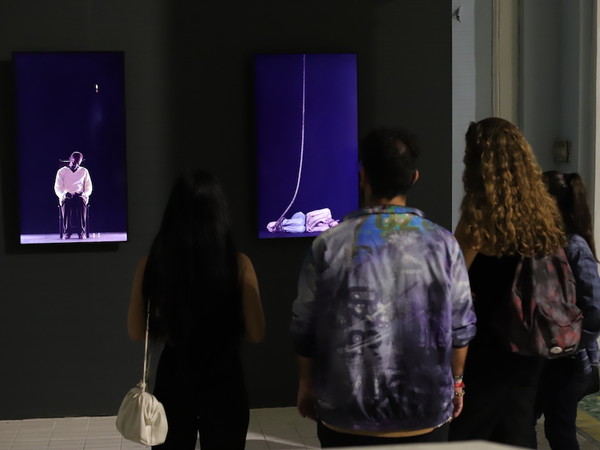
[14,52,128,239]
[255,53,358,239]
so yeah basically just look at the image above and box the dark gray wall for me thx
[0,0,454,419]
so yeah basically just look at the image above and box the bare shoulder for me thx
[454,218,470,244]
[237,252,260,292]
[137,256,148,270]
[454,217,479,269]
[238,252,250,265]
[133,256,149,282]
[238,252,255,273]
[237,252,264,342]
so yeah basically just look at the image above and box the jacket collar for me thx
[345,205,424,220]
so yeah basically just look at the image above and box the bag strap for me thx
[141,300,151,393]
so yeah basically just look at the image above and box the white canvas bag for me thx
[116,302,168,445]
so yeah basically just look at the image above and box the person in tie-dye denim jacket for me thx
[290,128,477,448]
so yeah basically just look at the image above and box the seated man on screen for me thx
[54,151,93,239]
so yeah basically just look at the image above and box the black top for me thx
[464,253,543,387]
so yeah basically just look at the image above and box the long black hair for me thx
[543,170,597,261]
[142,170,243,345]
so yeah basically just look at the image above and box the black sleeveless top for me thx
[464,253,543,387]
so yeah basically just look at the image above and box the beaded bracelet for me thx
[453,374,465,397]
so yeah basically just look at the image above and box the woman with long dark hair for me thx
[534,171,600,450]
[128,170,265,449]
[448,118,565,448]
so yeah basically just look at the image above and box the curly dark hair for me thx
[460,118,565,256]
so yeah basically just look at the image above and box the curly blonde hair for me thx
[460,118,565,256]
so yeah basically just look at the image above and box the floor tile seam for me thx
[0,433,15,449]
[82,436,123,444]
[13,431,53,438]
[11,433,54,443]
[47,436,87,441]
[262,433,307,449]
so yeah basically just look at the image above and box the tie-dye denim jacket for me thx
[566,234,600,373]
[291,206,476,432]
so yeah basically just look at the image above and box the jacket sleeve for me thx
[566,236,600,348]
[450,240,477,348]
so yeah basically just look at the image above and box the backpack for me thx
[495,248,582,358]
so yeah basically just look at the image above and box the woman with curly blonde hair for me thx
[448,118,565,448]
[456,118,565,263]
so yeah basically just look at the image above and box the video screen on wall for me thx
[255,53,359,239]
[13,51,128,245]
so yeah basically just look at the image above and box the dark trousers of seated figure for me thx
[62,194,86,236]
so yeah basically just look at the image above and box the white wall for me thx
[519,0,598,248]
[460,0,596,234]
[475,0,494,121]
[452,0,477,229]
[520,0,595,182]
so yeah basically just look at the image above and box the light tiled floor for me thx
[246,408,320,450]
[0,407,598,449]
[0,407,318,450]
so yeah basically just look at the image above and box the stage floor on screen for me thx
[20,233,127,244]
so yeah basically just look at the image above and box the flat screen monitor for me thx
[255,53,359,239]
[13,51,128,244]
